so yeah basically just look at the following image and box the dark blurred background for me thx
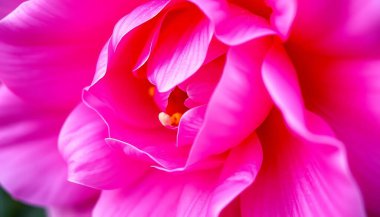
[0,188,45,217]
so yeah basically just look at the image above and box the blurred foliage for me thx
[0,188,46,217]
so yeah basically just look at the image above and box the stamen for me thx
[158,112,182,128]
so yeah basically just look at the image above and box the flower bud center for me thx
[149,86,188,129]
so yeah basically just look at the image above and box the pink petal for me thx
[190,0,275,45]
[0,0,142,107]
[0,0,24,19]
[290,0,380,56]
[105,127,189,170]
[59,103,147,190]
[47,198,98,217]
[267,0,297,38]
[110,0,169,72]
[147,2,213,92]
[262,43,306,136]
[181,55,225,107]
[289,51,380,215]
[93,135,262,217]
[177,106,206,147]
[240,109,366,216]
[187,38,273,165]
[0,85,98,206]
[84,40,161,129]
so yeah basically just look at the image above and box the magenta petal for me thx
[59,103,147,190]
[293,55,380,215]
[0,0,24,19]
[262,43,309,138]
[188,38,273,165]
[0,0,140,107]
[177,106,206,147]
[290,0,380,56]
[267,0,296,38]
[47,198,98,217]
[0,86,97,206]
[240,110,366,217]
[190,0,275,45]
[181,55,225,107]
[147,3,213,92]
[93,135,262,217]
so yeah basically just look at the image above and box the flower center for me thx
[150,86,188,128]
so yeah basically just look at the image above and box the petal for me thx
[84,39,161,130]
[105,127,189,170]
[177,106,206,147]
[188,38,273,165]
[0,0,24,19]
[0,0,142,107]
[181,55,225,107]
[58,103,147,190]
[262,43,306,136]
[148,2,213,92]
[47,198,97,217]
[240,109,366,217]
[290,0,380,56]
[289,50,380,215]
[0,85,98,206]
[267,0,297,38]
[190,0,275,45]
[93,134,262,217]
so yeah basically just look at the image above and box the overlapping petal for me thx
[93,134,262,217]
[287,49,380,215]
[290,0,380,56]
[190,0,275,45]
[188,37,273,165]
[239,110,366,217]
[59,103,149,190]
[0,0,144,107]
[148,2,214,92]
[0,85,98,207]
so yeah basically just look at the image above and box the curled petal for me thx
[93,134,262,217]
[0,85,98,206]
[188,37,273,165]
[59,103,147,190]
[240,109,366,217]
[148,2,214,92]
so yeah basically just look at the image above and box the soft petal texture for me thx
[288,49,380,215]
[148,2,213,92]
[0,0,145,107]
[0,85,97,206]
[262,43,306,136]
[190,0,275,45]
[290,0,380,56]
[181,55,225,107]
[110,0,170,73]
[59,103,146,190]
[240,109,366,217]
[93,134,262,217]
[85,39,161,130]
[105,128,188,170]
[0,0,24,19]
[47,199,98,217]
[177,106,206,147]
[267,0,296,38]
[188,38,273,165]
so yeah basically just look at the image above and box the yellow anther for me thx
[148,86,155,97]
[170,112,182,126]
[158,112,182,128]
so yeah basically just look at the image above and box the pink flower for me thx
[0,0,379,216]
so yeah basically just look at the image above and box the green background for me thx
[0,188,45,217]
